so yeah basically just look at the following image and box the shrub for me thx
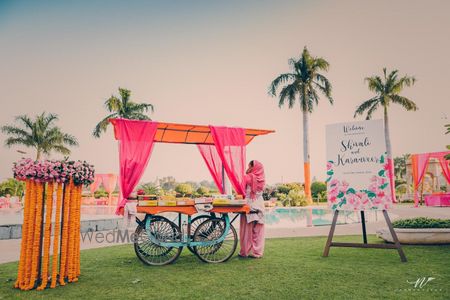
[311,181,326,199]
[196,186,209,196]
[316,190,328,202]
[277,185,291,195]
[94,188,108,198]
[287,189,307,206]
[392,217,450,229]
[262,186,276,200]
[286,182,303,192]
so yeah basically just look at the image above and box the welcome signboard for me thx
[326,119,392,211]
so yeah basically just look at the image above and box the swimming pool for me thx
[264,207,382,228]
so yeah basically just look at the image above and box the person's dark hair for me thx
[249,160,254,167]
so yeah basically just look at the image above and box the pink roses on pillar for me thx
[12,158,95,185]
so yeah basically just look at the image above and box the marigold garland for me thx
[59,180,71,286]
[15,180,31,288]
[23,180,36,289]
[13,159,94,291]
[50,183,63,288]
[28,182,44,290]
[37,182,54,290]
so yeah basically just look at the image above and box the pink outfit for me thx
[239,160,265,257]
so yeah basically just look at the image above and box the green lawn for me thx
[0,236,449,300]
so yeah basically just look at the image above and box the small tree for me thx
[311,181,326,199]
[0,178,25,198]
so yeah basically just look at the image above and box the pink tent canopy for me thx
[110,119,274,215]
[411,151,450,207]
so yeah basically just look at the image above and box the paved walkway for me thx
[0,205,448,264]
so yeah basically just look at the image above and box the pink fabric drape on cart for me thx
[210,126,246,196]
[412,153,431,207]
[411,151,450,207]
[438,156,450,184]
[112,119,158,215]
[197,145,224,194]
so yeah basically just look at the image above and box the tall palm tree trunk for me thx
[302,110,312,204]
[383,105,397,202]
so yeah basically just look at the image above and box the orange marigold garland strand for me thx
[15,180,31,288]
[37,182,54,290]
[76,185,83,280]
[59,180,71,286]
[23,180,37,289]
[28,182,44,290]
[73,184,82,280]
[67,181,77,282]
[50,182,63,288]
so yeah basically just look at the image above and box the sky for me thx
[1,0,449,185]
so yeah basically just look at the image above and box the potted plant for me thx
[377,217,450,244]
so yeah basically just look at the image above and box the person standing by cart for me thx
[239,160,265,258]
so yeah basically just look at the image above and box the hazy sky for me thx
[1,0,449,185]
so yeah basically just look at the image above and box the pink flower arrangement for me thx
[13,158,95,186]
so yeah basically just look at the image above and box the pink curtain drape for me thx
[89,175,102,194]
[210,126,246,196]
[438,156,450,184]
[387,158,396,203]
[100,174,118,195]
[412,153,431,207]
[112,119,159,215]
[197,145,224,194]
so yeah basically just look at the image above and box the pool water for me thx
[264,207,382,228]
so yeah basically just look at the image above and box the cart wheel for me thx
[134,216,182,266]
[187,215,211,254]
[193,217,237,263]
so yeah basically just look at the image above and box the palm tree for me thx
[93,87,154,138]
[354,68,416,165]
[269,47,333,203]
[1,112,78,160]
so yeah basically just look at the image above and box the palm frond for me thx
[0,125,31,139]
[4,137,34,147]
[14,115,34,130]
[268,73,296,96]
[105,96,122,113]
[312,57,330,71]
[51,145,71,156]
[391,75,416,93]
[278,83,298,109]
[389,95,418,111]
[61,133,79,146]
[129,102,155,113]
[365,102,379,120]
[93,113,117,138]
[365,76,384,93]
[354,97,380,118]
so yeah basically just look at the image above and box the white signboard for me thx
[326,119,392,210]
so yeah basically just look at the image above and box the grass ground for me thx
[0,235,448,300]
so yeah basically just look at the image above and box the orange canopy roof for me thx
[111,120,274,145]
